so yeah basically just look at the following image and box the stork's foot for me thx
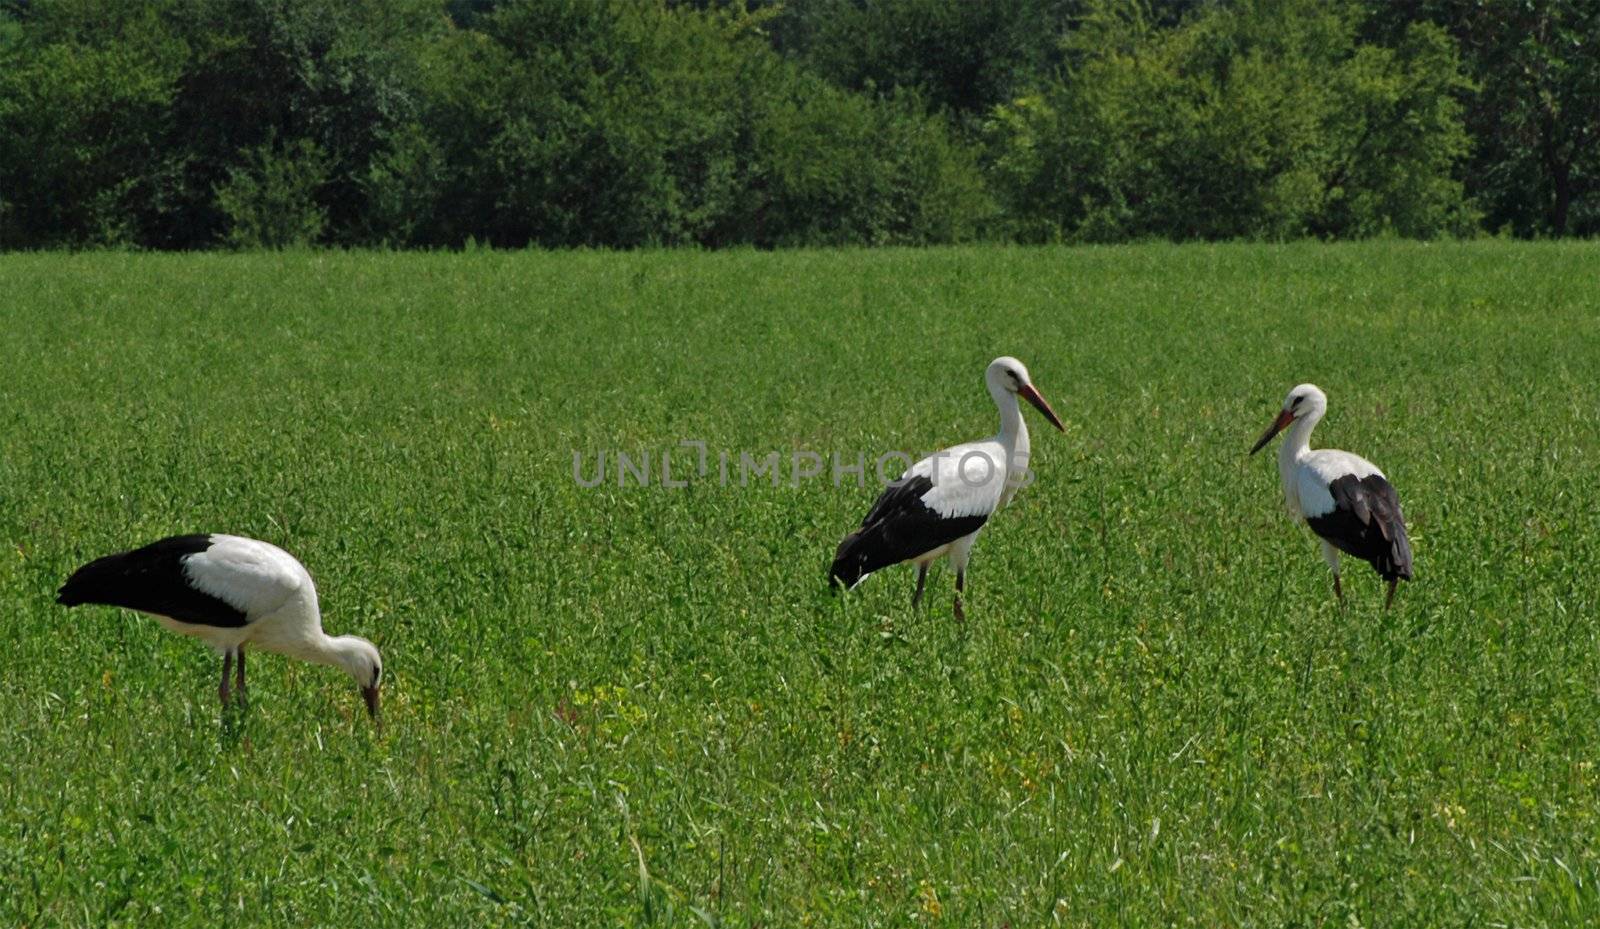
[911,565,928,609]
[1333,575,1344,606]
[1385,579,1398,611]
[953,596,965,623]
[235,648,247,705]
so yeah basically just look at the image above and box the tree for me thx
[168,0,444,247]
[1371,1,1600,236]
[764,0,1076,129]
[986,0,1475,241]
[415,0,990,248]
[0,2,187,247]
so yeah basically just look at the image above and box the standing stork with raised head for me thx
[830,356,1065,620]
[57,534,383,723]
[1250,383,1413,607]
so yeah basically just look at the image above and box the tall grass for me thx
[1,243,1596,926]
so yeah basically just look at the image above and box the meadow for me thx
[1,242,1597,927]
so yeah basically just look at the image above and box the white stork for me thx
[830,356,1065,620]
[57,534,383,722]
[1250,383,1413,607]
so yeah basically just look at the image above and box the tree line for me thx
[1,0,1594,250]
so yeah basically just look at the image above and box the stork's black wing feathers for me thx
[57,534,249,628]
[829,475,988,589]
[1306,474,1413,581]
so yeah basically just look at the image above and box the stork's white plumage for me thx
[57,534,383,722]
[1250,384,1413,607]
[830,356,1065,619]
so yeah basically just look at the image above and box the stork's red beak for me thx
[1249,408,1296,455]
[362,685,381,727]
[1018,384,1065,432]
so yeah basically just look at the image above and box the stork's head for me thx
[986,356,1065,432]
[1249,383,1327,455]
[330,635,383,726]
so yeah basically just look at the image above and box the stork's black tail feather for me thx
[1376,521,1413,582]
[55,534,248,628]
[1365,479,1413,582]
[57,553,132,607]
[59,535,212,608]
[1309,473,1414,585]
[829,473,989,593]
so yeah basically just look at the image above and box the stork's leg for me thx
[235,646,246,699]
[1385,578,1398,610]
[911,565,928,608]
[949,534,977,624]
[1320,542,1344,607]
[219,650,233,707]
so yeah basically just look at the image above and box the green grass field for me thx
[2,243,1598,926]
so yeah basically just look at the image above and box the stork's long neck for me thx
[1277,409,1320,506]
[247,593,373,687]
[993,386,1029,479]
[291,631,345,666]
[1282,409,1319,460]
[285,630,372,683]
[252,593,336,666]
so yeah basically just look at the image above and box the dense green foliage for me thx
[1,0,1596,248]
[2,244,1599,925]
[988,1,1476,241]
[0,0,990,249]
[1367,0,1600,237]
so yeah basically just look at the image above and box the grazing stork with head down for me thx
[1250,384,1413,607]
[57,534,383,723]
[830,356,1065,620]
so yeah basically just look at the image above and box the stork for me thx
[1250,384,1413,607]
[57,534,383,723]
[830,356,1065,620]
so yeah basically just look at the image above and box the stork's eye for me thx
[1291,396,1302,408]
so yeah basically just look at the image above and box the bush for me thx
[214,138,330,249]
[0,4,186,248]
[987,0,1476,242]
[754,81,995,246]
[0,0,441,249]
[417,0,990,248]
[764,0,1074,129]
[169,0,443,247]
[0,0,1509,248]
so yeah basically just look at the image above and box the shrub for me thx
[420,0,991,248]
[214,138,330,249]
[987,0,1475,241]
[0,4,186,248]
